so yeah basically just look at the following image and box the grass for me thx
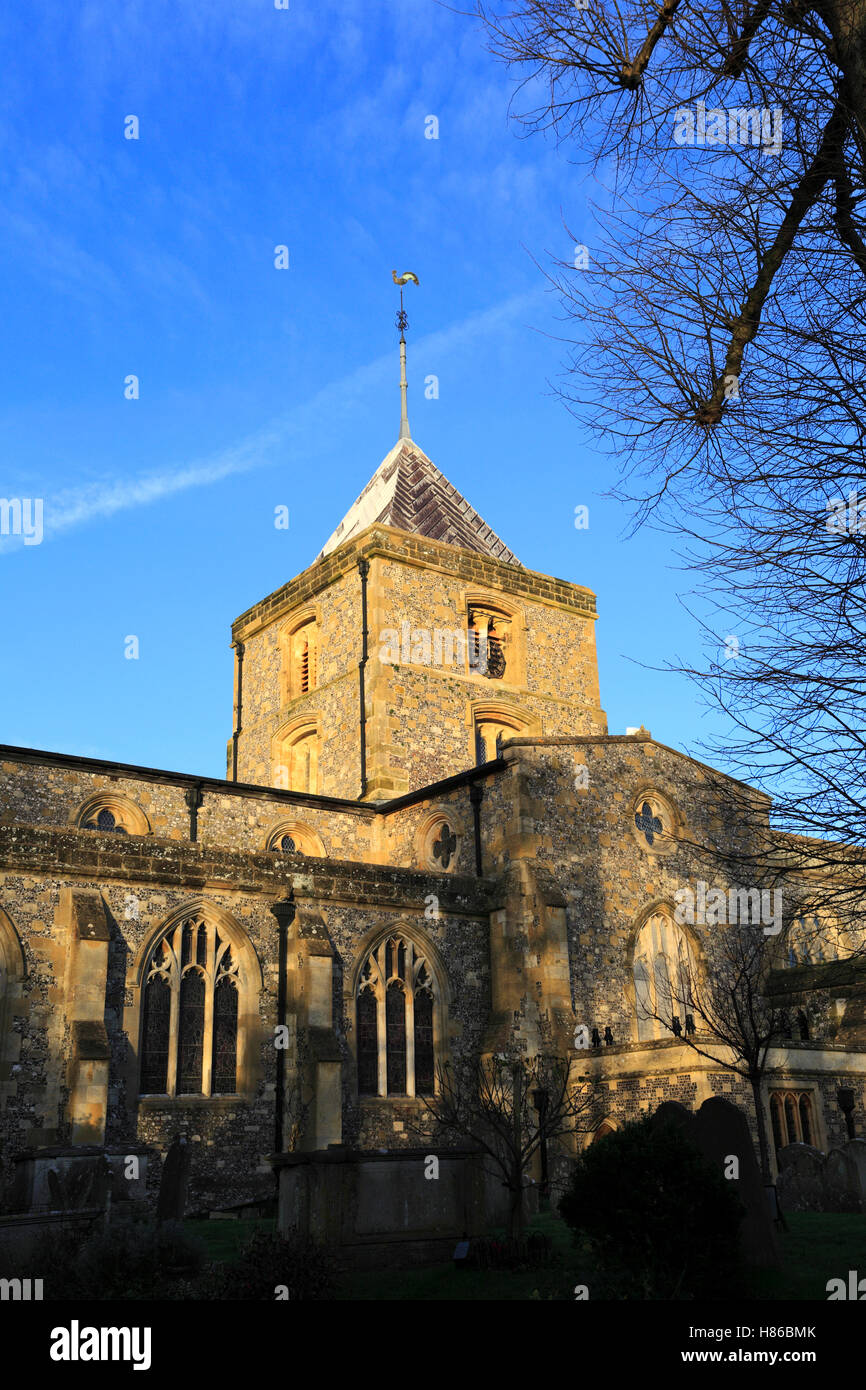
[186,1217,275,1263]
[337,1211,588,1301]
[184,1208,866,1300]
[746,1212,866,1300]
[333,1210,866,1301]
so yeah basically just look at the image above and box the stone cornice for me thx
[0,824,499,915]
[231,523,598,641]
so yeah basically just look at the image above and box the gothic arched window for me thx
[355,936,441,1098]
[785,912,862,967]
[140,917,241,1096]
[633,912,696,1042]
[770,1089,816,1147]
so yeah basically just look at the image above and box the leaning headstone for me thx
[156,1136,191,1223]
[824,1147,862,1213]
[842,1139,866,1206]
[690,1097,780,1268]
[776,1143,825,1213]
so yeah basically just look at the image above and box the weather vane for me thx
[392,270,419,440]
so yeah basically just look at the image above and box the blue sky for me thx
[0,0,723,780]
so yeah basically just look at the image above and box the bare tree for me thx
[635,899,825,1181]
[413,1051,597,1238]
[471,0,866,938]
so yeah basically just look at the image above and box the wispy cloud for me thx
[0,287,543,554]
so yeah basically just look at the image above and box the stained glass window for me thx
[213,977,238,1094]
[139,917,242,1098]
[140,973,171,1094]
[357,987,378,1095]
[356,937,440,1100]
[414,987,434,1096]
[177,969,206,1093]
[386,982,406,1095]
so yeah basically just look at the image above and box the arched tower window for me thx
[274,724,319,793]
[140,916,241,1096]
[355,935,441,1098]
[474,714,527,765]
[468,603,512,680]
[281,613,319,704]
[292,618,318,695]
[633,912,696,1042]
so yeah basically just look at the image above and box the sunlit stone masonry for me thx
[2,423,865,1257]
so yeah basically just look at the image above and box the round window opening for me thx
[422,818,458,871]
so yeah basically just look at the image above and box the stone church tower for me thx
[228,433,605,799]
[1,358,865,1252]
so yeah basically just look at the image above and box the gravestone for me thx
[156,1136,191,1223]
[776,1143,825,1212]
[650,1096,779,1267]
[690,1097,779,1267]
[46,1153,112,1212]
[842,1138,866,1204]
[652,1100,691,1131]
[823,1148,862,1213]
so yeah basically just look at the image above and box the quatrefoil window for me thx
[635,801,663,846]
[432,825,457,869]
[630,790,680,855]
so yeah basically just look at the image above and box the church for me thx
[1,345,864,1250]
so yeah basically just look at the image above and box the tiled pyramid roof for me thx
[318,436,521,566]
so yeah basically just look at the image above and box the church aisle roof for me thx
[318,436,521,566]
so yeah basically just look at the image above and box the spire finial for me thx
[392,270,419,440]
